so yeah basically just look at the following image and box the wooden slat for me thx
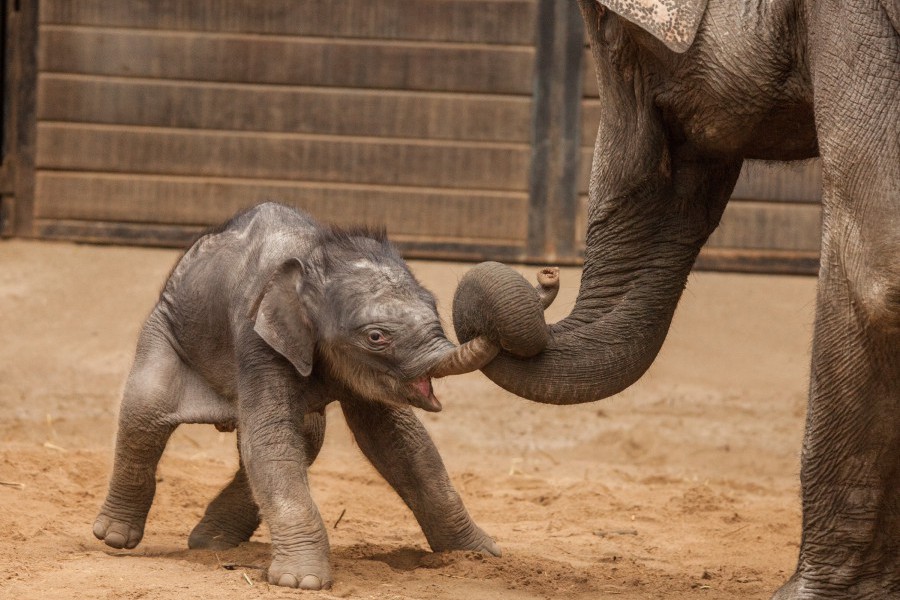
[38,75,533,143]
[576,195,821,251]
[580,100,601,148]
[575,194,587,247]
[34,172,529,243]
[36,220,204,247]
[39,27,535,95]
[578,147,593,194]
[32,219,528,263]
[708,201,821,251]
[731,160,822,203]
[40,0,538,46]
[36,124,531,192]
[582,47,599,98]
[695,248,819,275]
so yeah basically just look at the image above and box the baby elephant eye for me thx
[365,329,390,348]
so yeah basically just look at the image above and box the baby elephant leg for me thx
[301,408,327,465]
[341,400,500,556]
[237,361,332,590]
[93,333,182,549]
[189,410,326,550]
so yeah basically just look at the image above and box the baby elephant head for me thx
[251,236,505,412]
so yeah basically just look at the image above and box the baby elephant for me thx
[92,202,519,590]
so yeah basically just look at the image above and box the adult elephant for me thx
[453,0,899,598]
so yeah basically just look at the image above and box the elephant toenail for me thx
[299,575,322,590]
[277,573,299,588]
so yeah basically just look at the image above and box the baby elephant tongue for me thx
[412,377,442,412]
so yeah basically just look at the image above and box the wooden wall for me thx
[32,0,539,260]
[21,0,822,273]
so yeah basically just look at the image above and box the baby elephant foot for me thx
[430,524,502,557]
[268,554,333,590]
[465,532,502,557]
[189,465,260,550]
[93,510,145,550]
[188,517,258,551]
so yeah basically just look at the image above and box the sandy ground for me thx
[0,239,818,599]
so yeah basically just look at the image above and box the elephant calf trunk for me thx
[429,336,499,378]
[431,266,561,379]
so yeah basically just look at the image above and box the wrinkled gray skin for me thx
[93,203,501,590]
[454,0,899,598]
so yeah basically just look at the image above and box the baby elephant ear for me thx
[253,258,315,377]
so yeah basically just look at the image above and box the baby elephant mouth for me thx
[404,335,503,413]
[407,377,442,413]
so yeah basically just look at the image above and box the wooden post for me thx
[1,0,38,237]
[526,0,584,263]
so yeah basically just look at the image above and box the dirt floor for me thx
[0,239,819,599]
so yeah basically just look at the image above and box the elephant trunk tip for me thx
[536,267,560,310]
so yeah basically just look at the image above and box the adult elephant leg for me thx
[775,1,900,597]
[340,399,500,556]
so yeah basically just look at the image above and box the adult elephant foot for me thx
[771,572,900,600]
[770,574,800,600]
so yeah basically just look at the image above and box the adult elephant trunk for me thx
[430,268,559,379]
[451,0,742,404]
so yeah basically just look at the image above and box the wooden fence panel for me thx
[40,0,538,45]
[34,173,528,245]
[38,76,534,143]
[32,0,538,258]
[36,124,530,191]
[39,27,535,95]
[23,0,822,274]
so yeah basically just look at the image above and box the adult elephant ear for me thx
[597,0,709,53]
